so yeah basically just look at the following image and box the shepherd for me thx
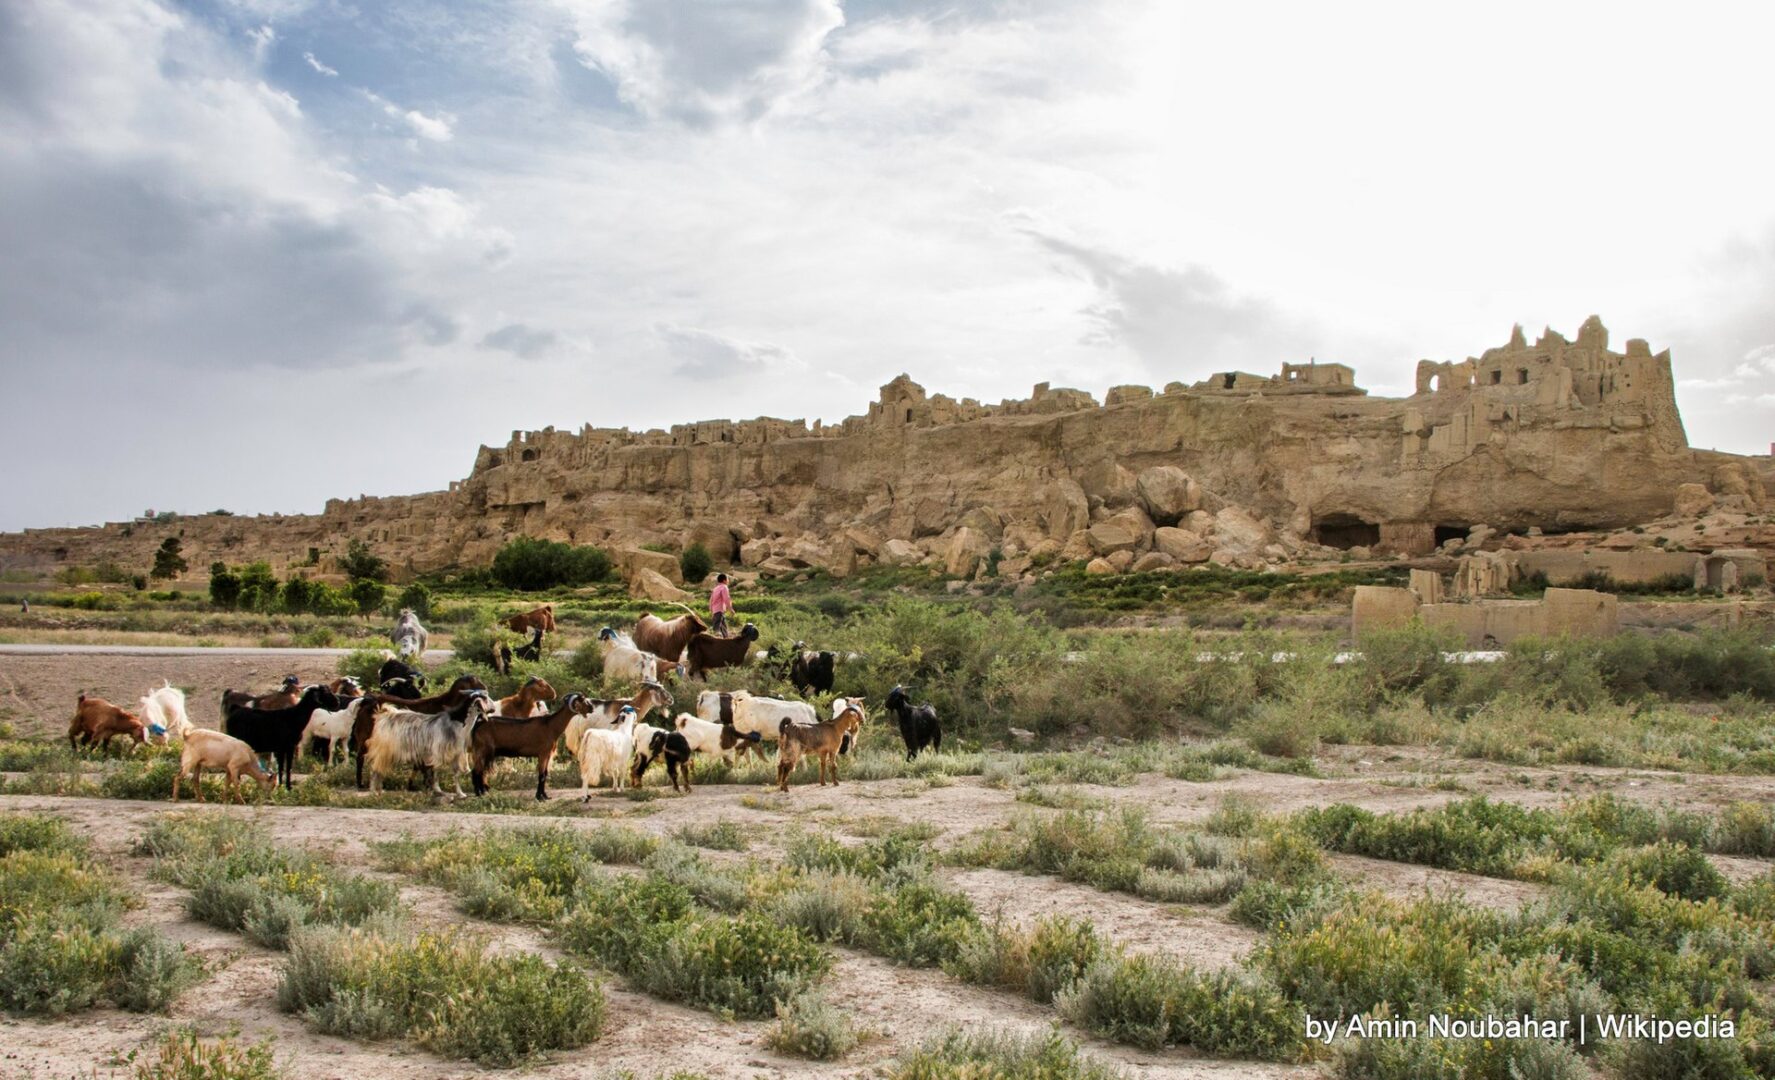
[709,572,734,637]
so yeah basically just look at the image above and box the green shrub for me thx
[946,915,1106,1003]
[675,819,749,851]
[1605,842,1728,901]
[491,536,613,590]
[890,1028,1129,1080]
[859,877,980,967]
[1055,952,1300,1059]
[128,1028,284,1080]
[111,927,204,1012]
[279,925,603,1065]
[764,991,862,1060]
[625,912,830,1019]
[679,543,714,583]
[396,582,433,620]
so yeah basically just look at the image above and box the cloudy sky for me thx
[3,0,1773,530]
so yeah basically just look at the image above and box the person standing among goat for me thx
[709,573,733,637]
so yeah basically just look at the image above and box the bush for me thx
[491,536,613,590]
[128,1028,284,1080]
[396,582,432,620]
[349,578,386,616]
[679,543,714,583]
[339,540,388,583]
[890,1029,1129,1080]
[1056,953,1299,1059]
[946,915,1106,1004]
[764,991,862,1060]
[859,877,979,967]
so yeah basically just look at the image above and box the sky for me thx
[2,0,1773,531]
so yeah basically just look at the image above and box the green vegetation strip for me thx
[0,813,199,1016]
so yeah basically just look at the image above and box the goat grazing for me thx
[223,684,343,789]
[696,689,816,742]
[364,690,490,797]
[299,696,374,767]
[630,722,693,792]
[564,681,674,763]
[171,729,275,804]
[471,693,590,799]
[68,694,147,752]
[391,609,429,659]
[351,674,487,790]
[576,706,638,799]
[684,622,760,678]
[504,603,556,635]
[513,626,544,662]
[495,675,556,719]
[776,704,864,791]
[631,610,706,662]
[138,681,192,743]
[674,712,763,763]
[378,657,426,693]
[789,643,837,696]
[885,685,940,760]
[597,626,662,684]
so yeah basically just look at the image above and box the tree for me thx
[339,540,387,583]
[396,582,433,620]
[208,562,241,608]
[679,543,714,584]
[237,562,279,612]
[150,538,187,580]
[349,578,387,616]
[490,537,612,591]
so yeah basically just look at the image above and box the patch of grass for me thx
[946,914,1106,1004]
[1057,952,1301,1059]
[1015,784,1112,810]
[763,991,864,1061]
[674,819,750,851]
[141,814,399,949]
[889,1028,1130,1079]
[278,924,604,1066]
[377,825,654,923]
[126,1028,284,1080]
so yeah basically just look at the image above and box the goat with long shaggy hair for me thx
[351,674,486,790]
[364,690,490,797]
[631,610,706,662]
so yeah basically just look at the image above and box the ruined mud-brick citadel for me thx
[2,316,1769,593]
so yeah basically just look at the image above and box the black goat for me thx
[884,685,940,760]
[379,676,422,700]
[513,626,544,663]
[378,658,426,692]
[789,642,837,696]
[224,684,342,789]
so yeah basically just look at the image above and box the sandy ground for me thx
[1,651,1771,1078]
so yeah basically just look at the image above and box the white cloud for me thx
[562,0,844,124]
[302,50,338,76]
[479,323,559,359]
[247,24,275,63]
[657,324,802,379]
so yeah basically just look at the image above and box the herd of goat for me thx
[64,608,944,805]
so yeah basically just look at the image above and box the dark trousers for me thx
[711,611,729,637]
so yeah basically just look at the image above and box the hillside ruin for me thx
[3,317,1767,587]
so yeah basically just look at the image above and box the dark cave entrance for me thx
[1312,513,1381,550]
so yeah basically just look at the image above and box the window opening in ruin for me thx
[1433,524,1468,546]
[905,408,913,423]
[1517,369,1529,384]
[1490,370,1502,384]
[1312,513,1381,550]
[1223,374,1236,389]
[520,449,539,462]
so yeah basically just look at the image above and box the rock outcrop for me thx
[0,318,1762,582]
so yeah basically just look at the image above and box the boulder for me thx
[1673,483,1714,517]
[684,522,737,563]
[1209,548,1241,567]
[879,538,922,566]
[1135,466,1202,524]
[1210,507,1272,554]
[1154,527,1213,563]
[946,526,993,577]
[1027,538,1062,565]
[1079,460,1139,509]
[1084,557,1117,575]
[630,567,691,603]
[757,556,800,578]
[1106,549,1135,572]
[1042,479,1090,540]
[739,538,772,567]
[1104,506,1155,552]
[839,526,883,557]
[1131,551,1175,573]
[1061,529,1095,562]
[620,546,682,584]
[1087,520,1143,555]
[1182,509,1215,534]
[957,506,1005,540]
[996,555,1033,579]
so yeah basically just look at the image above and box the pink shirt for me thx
[710,582,732,613]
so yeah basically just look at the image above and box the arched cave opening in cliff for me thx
[1312,514,1380,550]
[520,448,539,463]
[1434,523,1469,546]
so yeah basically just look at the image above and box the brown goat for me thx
[495,675,556,718]
[470,693,591,799]
[68,694,147,752]
[632,611,707,664]
[503,603,556,635]
[684,622,760,679]
[776,704,864,791]
[172,729,275,804]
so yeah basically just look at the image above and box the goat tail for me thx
[778,717,792,737]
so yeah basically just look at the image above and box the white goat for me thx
[674,711,764,763]
[392,608,429,659]
[299,697,369,767]
[696,689,816,742]
[597,626,663,684]
[364,691,489,796]
[829,696,867,750]
[577,706,637,798]
[172,729,274,803]
[564,681,674,763]
[139,681,193,743]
